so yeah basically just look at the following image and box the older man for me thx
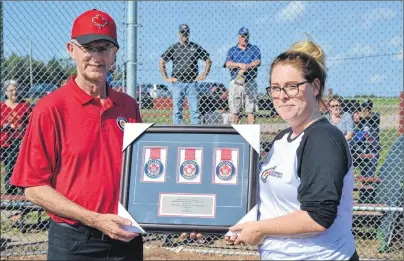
[225,27,261,124]
[10,9,143,260]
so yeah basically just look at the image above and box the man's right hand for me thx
[92,214,138,242]
[238,63,249,70]
[164,77,177,83]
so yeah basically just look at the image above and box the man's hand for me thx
[221,91,228,100]
[238,63,249,70]
[195,75,206,81]
[115,87,126,93]
[92,214,138,242]
[164,77,177,83]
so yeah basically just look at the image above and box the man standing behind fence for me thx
[10,9,144,260]
[159,24,212,124]
[225,27,261,124]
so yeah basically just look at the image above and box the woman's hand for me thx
[225,221,265,246]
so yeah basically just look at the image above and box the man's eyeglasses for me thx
[70,41,115,55]
[330,104,341,108]
[266,80,309,98]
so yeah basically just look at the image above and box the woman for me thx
[187,37,358,260]
[328,95,354,141]
[1,80,31,194]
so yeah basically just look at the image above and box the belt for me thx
[55,221,111,241]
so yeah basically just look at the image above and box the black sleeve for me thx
[161,44,175,62]
[297,126,351,229]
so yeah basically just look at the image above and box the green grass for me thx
[344,97,401,109]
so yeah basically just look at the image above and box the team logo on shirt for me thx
[144,159,164,179]
[116,117,128,131]
[261,166,282,183]
[215,161,236,181]
[179,160,200,180]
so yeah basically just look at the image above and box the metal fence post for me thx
[126,1,138,100]
[399,91,404,135]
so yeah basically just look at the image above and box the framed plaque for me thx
[119,124,260,234]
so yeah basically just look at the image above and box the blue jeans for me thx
[171,82,200,124]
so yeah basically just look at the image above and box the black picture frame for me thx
[119,124,259,235]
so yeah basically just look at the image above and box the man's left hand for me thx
[225,221,265,246]
[115,87,126,93]
[195,75,206,81]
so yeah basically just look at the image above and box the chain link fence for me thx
[1,1,403,260]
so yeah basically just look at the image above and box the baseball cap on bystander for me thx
[71,9,119,48]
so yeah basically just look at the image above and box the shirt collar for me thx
[68,75,121,106]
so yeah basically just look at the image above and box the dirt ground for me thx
[0,249,258,261]
[1,239,403,261]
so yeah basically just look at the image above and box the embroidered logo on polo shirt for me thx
[116,117,128,131]
[261,166,283,183]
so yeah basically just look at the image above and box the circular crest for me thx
[180,160,200,180]
[116,116,128,131]
[215,161,236,181]
[144,159,164,179]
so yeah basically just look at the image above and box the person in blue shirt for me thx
[224,27,261,124]
[350,100,381,177]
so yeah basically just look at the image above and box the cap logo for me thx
[92,14,109,30]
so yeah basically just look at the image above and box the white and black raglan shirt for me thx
[258,118,356,260]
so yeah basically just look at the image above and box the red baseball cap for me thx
[71,9,119,48]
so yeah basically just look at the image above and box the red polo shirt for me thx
[10,76,142,225]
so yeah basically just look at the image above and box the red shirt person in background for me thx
[10,9,144,260]
[1,79,31,195]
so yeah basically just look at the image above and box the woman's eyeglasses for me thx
[266,80,309,98]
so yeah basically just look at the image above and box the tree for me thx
[2,54,76,87]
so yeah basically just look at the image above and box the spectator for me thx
[327,95,354,141]
[10,9,143,260]
[375,134,403,253]
[350,99,381,177]
[159,24,212,124]
[0,79,31,195]
[224,27,261,124]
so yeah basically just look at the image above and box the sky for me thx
[2,1,403,97]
